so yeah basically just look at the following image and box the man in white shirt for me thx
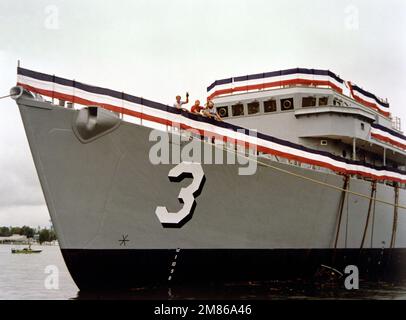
[203,100,222,121]
[173,92,189,109]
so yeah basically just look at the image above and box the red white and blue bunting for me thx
[207,68,390,117]
[16,67,406,183]
[347,82,390,117]
[371,123,406,151]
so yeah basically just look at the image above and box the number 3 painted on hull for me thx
[155,162,206,227]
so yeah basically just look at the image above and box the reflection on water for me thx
[1,245,405,300]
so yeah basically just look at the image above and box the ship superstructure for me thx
[209,68,405,172]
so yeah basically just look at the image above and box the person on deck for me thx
[173,92,189,110]
[191,100,205,115]
[203,100,222,121]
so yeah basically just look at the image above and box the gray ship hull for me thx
[16,96,406,289]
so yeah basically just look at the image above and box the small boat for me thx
[11,244,42,254]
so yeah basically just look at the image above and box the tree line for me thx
[0,226,57,244]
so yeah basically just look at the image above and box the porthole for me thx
[217,106,228,118]
[281,98,294,111]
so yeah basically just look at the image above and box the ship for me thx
[10,65,406,290]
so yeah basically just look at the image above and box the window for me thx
[302,97,316,108]
[232,103,244,116]
[333,98,342,106]
[281,98,294,111]
[247,101,260,115]
[217,106,228,118]
[319,97,328,106]
[361,123,365,131]
[264,100,277,113]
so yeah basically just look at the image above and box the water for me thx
[1,244,406,300]
[0,244,77,299]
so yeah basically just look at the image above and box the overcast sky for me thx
[0,0,405,227]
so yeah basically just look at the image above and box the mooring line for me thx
[360,181,377,249]
[390,184,400,248]
[334,175,350,249]
[0,93,16,100]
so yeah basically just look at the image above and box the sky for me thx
[0,0,405,227]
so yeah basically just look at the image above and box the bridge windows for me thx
[264,100,277,113]
[281,98,294,111]
[302,96,316,108]
[301,96,329,108]
[232,103,244,116]
[247,101,260,115]
[224,94,333,117]
[319,97,328,106]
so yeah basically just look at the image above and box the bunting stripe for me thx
[16,67,406,183]
[207,68,390,117]
[347,82,390,117]
[371,124,406,151]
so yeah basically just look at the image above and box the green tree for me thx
[39,229,50,244]
[49,230,57,241]
[21,226,35,238]
[10,227,22,235]
[0,226,11,237]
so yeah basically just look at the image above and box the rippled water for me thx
[1,244,406,300]
[0,244,77,299]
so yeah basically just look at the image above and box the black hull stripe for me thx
[61,249,406,290]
